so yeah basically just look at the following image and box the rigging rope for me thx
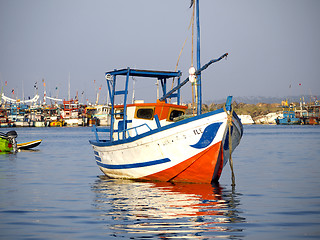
[169,36,188,104]
[170,2,196,101]
[224,104,236,186]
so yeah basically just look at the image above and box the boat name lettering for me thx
[193,128,203,135]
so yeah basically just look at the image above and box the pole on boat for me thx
[196,0,201,116]
[159,53,227,102]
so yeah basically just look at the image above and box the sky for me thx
[1,0,320,104]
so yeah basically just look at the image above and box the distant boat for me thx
[17,139,42,150]
[89,0,243,184]
[61,99,83,126]
[0,131,17,153]
[84,106,97,126]
[275,100,301,125]
[7,104,32,127]
[49,120,65,127]
[92,105,111,126]
[0,108,11,127]
[34,121,46,127]
[296,100,320,125]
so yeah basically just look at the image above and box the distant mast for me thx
[43,78,46,105]
[22,79,25,102]
[68,72,71,100]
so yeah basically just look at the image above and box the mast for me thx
[68,72,71,100]
[132,77,136,103]
[96,85,102,105]
[43,78,46,105]
[196,0,201,115]
[22,79,25,102]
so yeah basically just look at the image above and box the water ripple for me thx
[91,177,246,239]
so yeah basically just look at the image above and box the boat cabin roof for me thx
[113,101,187,109]
[105,68,181,79]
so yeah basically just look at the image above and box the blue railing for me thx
[117,123,152,140]
[92,125,111,142]
[92,123,153,142]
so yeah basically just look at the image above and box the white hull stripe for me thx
[96,158,171,169]
[95,155,102,162]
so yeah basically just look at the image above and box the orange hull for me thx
[141,141,224,183]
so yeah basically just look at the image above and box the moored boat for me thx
[49,120,65,127]
[84,106,101,126]
[0,130,18,153]
[89,0,243,184]
[34,121,46,127]
[296,100,320,125]
[61,99,83,126]
[17,139,42,150]
[0,108,11,127]
[93,105,110,126]
[90,69,242,183]
[275,100,301,125]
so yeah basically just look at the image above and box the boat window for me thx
[115,108,124,119]
[136,108,154,120]
[169,109,185,121]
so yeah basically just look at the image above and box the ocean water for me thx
[0,125,319,239]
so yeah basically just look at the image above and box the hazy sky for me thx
[1,0,319,104]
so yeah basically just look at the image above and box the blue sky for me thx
[1,0,319,104]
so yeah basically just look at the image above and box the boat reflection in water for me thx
[92,176,245,239]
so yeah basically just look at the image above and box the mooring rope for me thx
[224,104,236,186]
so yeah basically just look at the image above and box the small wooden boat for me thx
[17,140,42,150]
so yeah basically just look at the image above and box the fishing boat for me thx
[93,105,110,126]
[0,130,18,153]
[60,99,83,126]
[0,108,11,127]
[17,139,42,150]
[84,106,100,126]
[7,104,31,127]
[89,0,243,184]
[296,99,320,125]
[49,119,65,127]
[275,100,301,125]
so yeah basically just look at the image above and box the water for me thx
[0,125,319,239]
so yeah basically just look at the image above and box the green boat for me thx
[0,131,18,153]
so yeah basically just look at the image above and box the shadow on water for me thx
[91,176,246,239]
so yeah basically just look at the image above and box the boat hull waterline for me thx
[90,109,242,183]
[17,140,42,150]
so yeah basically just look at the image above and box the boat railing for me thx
[92,123,153,142]
[117,123,152,141]
[92,125,111,142]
